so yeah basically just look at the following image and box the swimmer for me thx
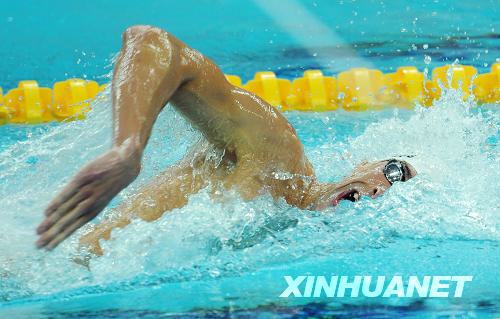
[36,26,417,254]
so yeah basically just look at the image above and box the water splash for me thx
[0,86,497,303]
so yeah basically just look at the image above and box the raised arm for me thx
[111,26,194,156]
[36,26,193,250]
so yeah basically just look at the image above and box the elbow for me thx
[122,25,171,44]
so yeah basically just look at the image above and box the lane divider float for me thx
[0,63,498,125]
[229,63,498,111]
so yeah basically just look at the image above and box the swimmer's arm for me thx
[37,26,196,250]
[79,162,206,256]
[111,26,195,158]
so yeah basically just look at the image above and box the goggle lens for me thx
[384,160,404,184]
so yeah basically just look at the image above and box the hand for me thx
[36,147,141,250]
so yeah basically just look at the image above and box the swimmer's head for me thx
[318,159,417,209]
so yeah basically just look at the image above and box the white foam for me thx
[0,86,497,301]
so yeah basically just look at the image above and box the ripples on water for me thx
[0,85,498,304]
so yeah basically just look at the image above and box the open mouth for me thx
[332,189,360,206]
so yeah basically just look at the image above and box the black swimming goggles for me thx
[383,159,409,185]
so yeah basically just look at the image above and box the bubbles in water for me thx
[0,85,498,303]
[424,55,432,64]
[347,91,498,241]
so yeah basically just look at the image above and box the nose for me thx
[371,187,385,199]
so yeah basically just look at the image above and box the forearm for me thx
[78,162,205,255]
[111,26,189,159]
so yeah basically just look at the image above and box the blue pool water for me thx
[0,1,499,318]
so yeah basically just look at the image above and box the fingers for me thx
[44,183,78,217]
[37,181,118,250]
[37,187,93,234]
[44,214,97,251]
[44,175,91,217]
[37,152,134,251]
[39,197,93,240]
[37,198,95,249]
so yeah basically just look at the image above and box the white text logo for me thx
[279,276,473,298]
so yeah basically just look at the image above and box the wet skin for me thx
[36,26,416,254]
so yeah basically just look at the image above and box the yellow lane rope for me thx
[0,63,498,125]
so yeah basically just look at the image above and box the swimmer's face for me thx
[329,160,417,207]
